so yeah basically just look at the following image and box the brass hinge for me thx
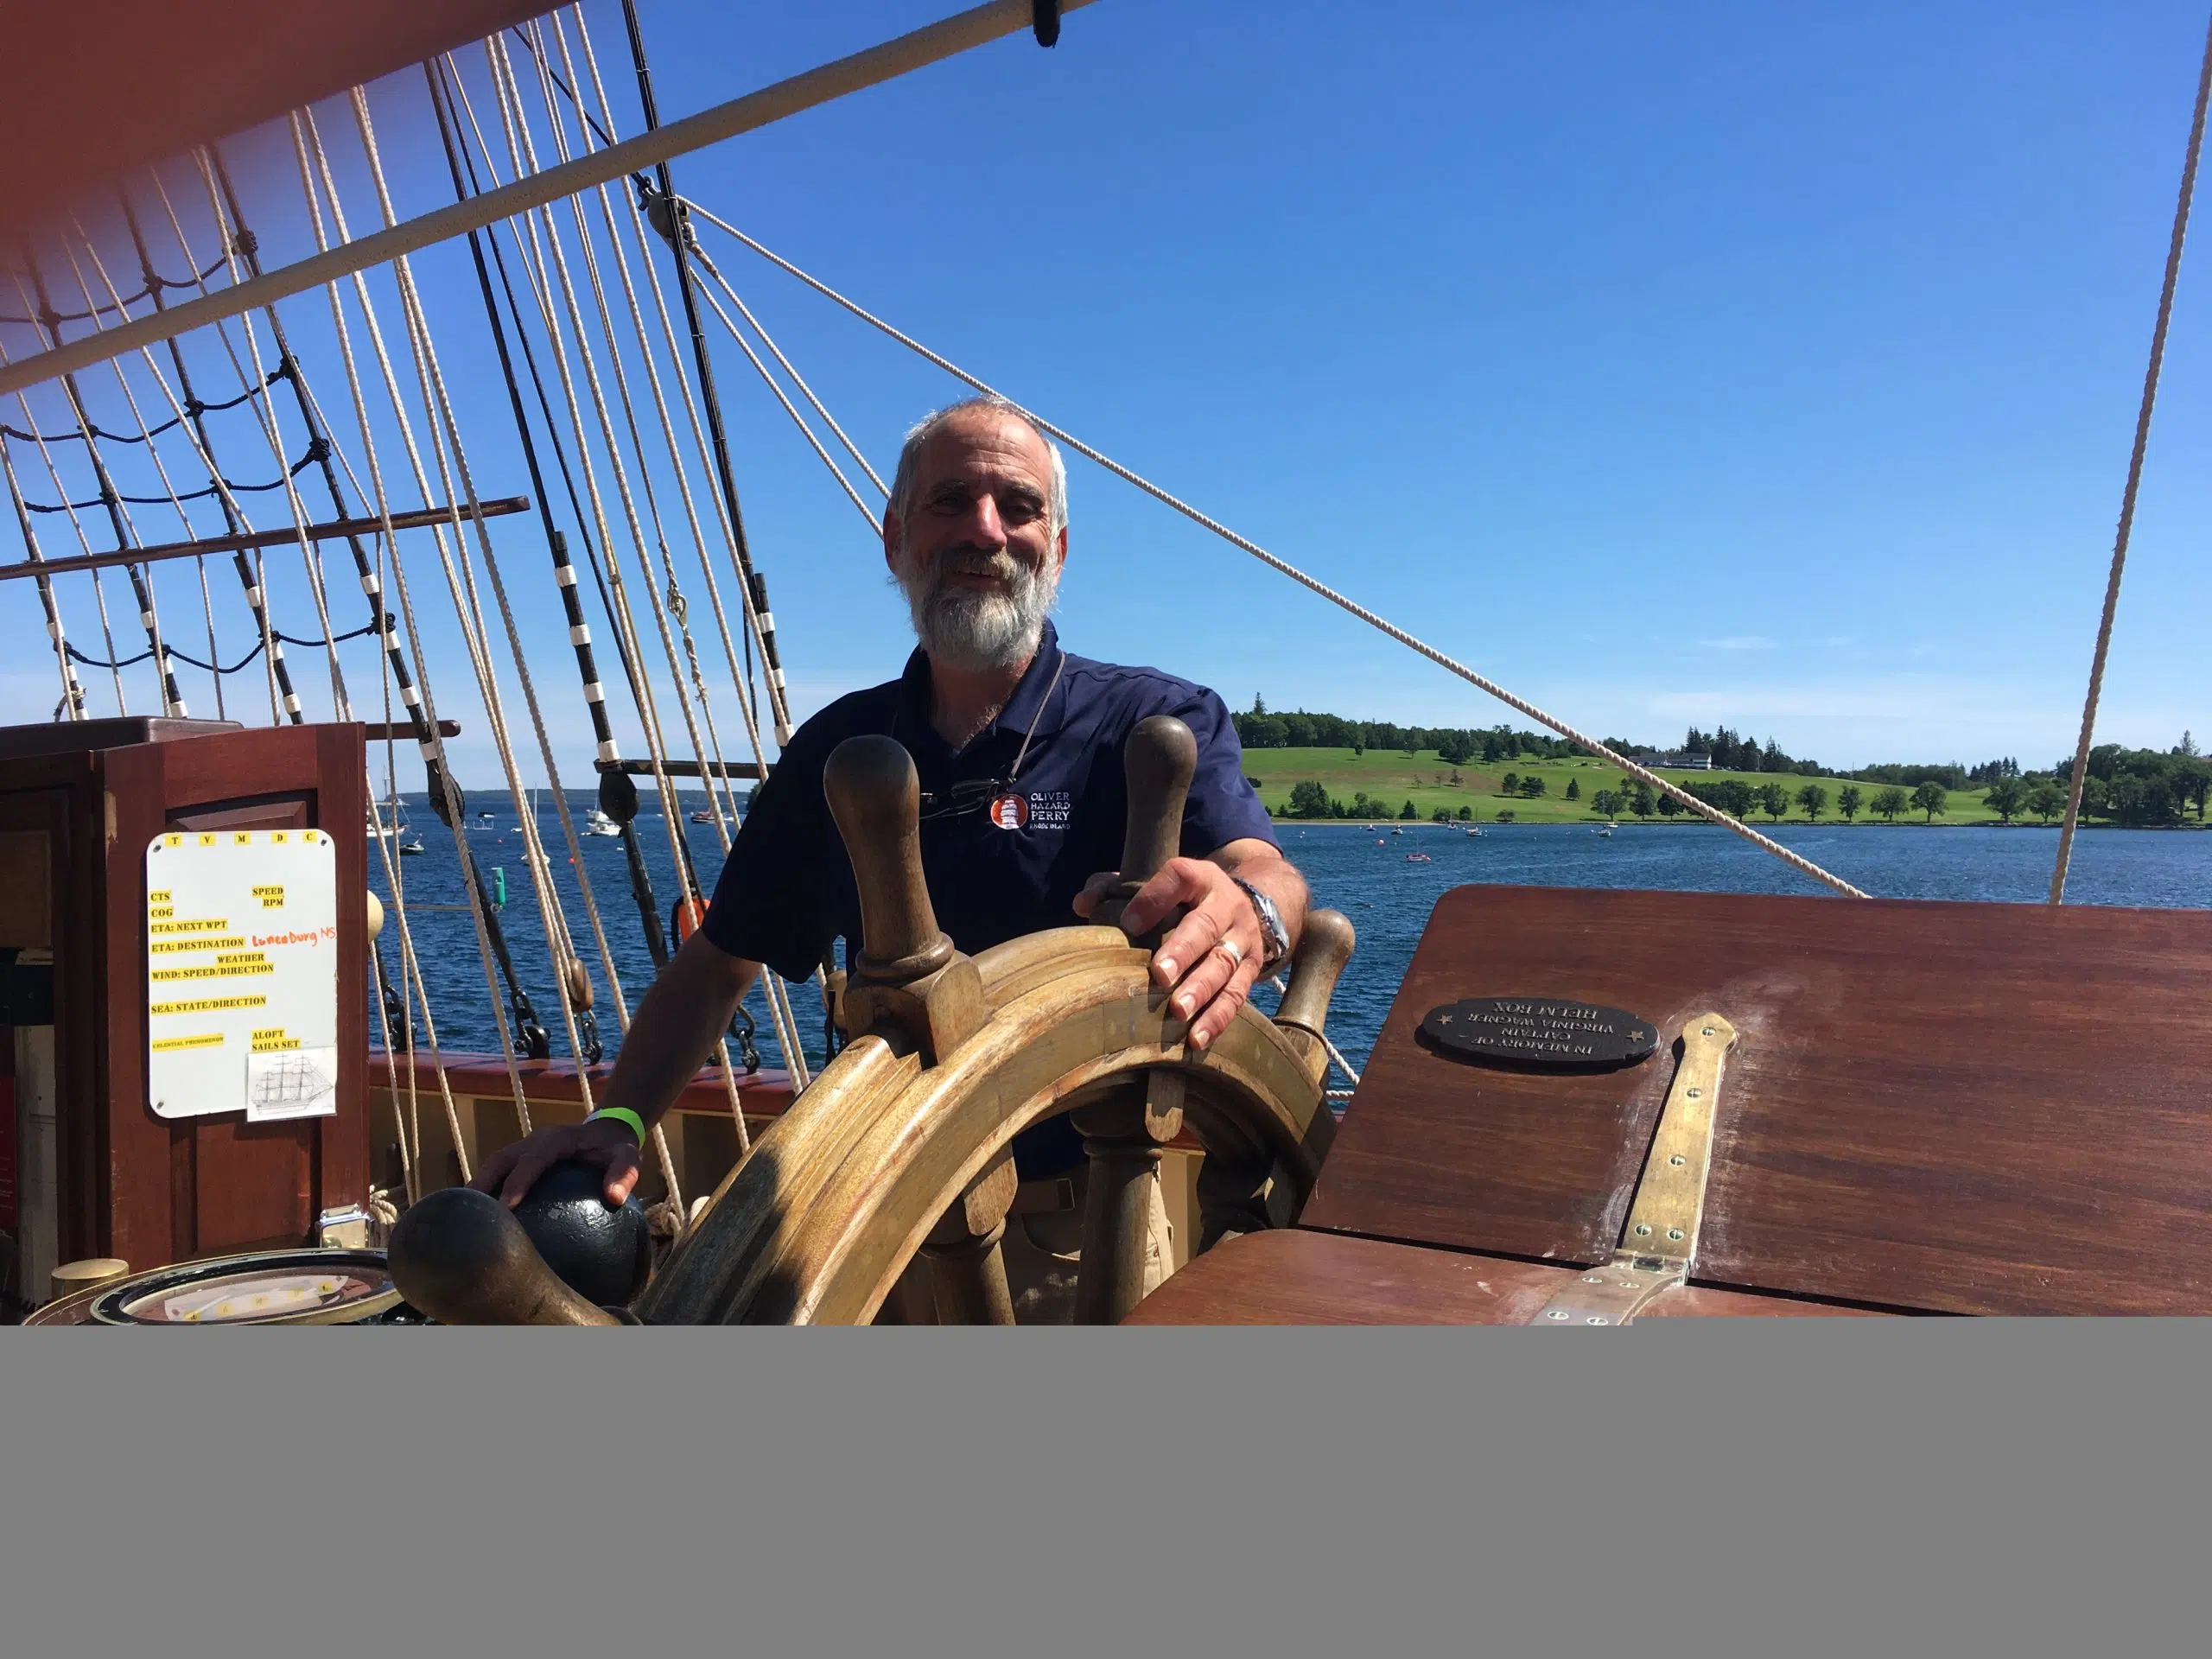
[1533,1012,1738,1326]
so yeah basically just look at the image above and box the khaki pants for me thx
[880,1164,1174,1325]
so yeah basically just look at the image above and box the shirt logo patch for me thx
[986,791,1071,830]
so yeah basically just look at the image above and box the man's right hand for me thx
[467,1116,642,1210]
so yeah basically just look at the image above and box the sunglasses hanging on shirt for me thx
[911,653,1068,823]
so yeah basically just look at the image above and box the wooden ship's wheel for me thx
[388,717,1355,1326]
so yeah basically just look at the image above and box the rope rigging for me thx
[15,433,328,512]
[461,16,804,1097]
[69,201,234,719]
[61,190,343,728]
[63,617,377,672]
[438,37,753,1092]
[197,146,452,764]
[428,58,677,991]
[0,3,1113,1198]
[2048,9,2212,904]
[677,199,1872,899]
[0,250,229,327]
[512,7,795,747]
[307,95,582,1081]
[0,423,90,719]
[182,116,574,1116]
[287,99,561,1116]
[613,1,788,745]
[562,7,816,1077]
[9,260,188,716]
[423,55,652,1063]
[472,21,798,1095]
[0,362,286,445]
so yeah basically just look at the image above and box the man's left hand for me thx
[1074,856,1266,1052]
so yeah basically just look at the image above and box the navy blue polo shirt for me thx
[702,620,1275,1173]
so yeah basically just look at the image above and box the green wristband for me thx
[587,1106,646,1145]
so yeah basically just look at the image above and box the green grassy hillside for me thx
[1241,747,2014,826]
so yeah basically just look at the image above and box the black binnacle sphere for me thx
[511,1160,653,1308]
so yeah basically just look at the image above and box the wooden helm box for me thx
[1133,883,2212,1324]
[1,718,369,1311]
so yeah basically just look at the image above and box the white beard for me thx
[896,541,1059,671]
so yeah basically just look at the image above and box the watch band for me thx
[1230,875,1291,971]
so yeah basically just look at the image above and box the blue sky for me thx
[4,1,2208,777]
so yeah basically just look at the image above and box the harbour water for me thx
[370,799,2211,1081]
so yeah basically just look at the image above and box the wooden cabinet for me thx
[0,717,368,1294]
[1300,884,2212,1318]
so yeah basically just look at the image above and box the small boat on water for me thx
[1405,852,1432,863]
[1465,826,1483,836]
[584,810,623,838]
[371,800,423,856]
[690,810,715,823]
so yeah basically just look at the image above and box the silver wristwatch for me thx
[1230,876,1291,972]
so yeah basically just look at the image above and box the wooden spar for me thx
[0,0,1103,397]
[0,496,531,582]
[362,719,461,740]
[595,757,764,780]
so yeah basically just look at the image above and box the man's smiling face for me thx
[887,406,1067,672]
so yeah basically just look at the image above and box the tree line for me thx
[1235,698,1579,763]
[1243,696,2209,824]
[1675,777,1953,823]
[1240,705,1877,779]
[1282,781,1478,821]
[1601,753,2204,827]
[2053,739,2210,826]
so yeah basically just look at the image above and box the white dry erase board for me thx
[144,828,340,1121]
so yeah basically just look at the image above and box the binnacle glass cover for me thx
[1421,997,1658,1071]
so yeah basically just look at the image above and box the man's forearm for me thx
[598,931,761,1132]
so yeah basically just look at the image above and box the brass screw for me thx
[1668,1228,1684,1241]
[1633,1224,1652,1236]
[1669,1154,1686,1166]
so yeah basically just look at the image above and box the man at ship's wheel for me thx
[472,396,1310,1320]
